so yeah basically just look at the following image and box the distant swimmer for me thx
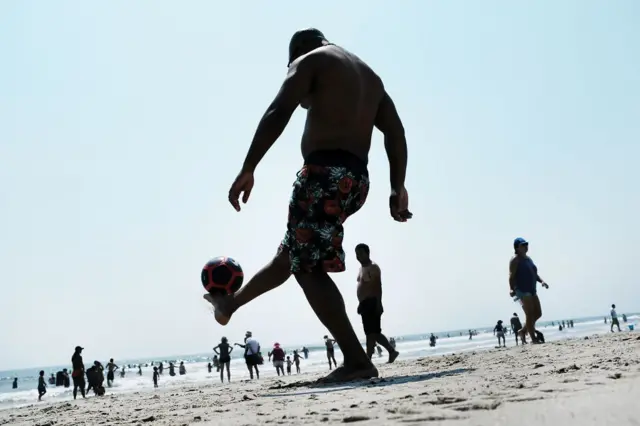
[269,343,286,376]
[71,346,86,399]
[120,366,126,379]
[293,350,303,374]
[469,330,473,340]
[610,304,622,332]
[158,362,164,375]
[105,359,119,387]
[324,336,338,370]
[509,237,550,344]
[301,347,309,359]
[179,362,186,375]
[152,367,159,388]
[510,313,526,345]
[622,313,627,323]
[167,362,177,377]
[390,337,396,349]
[48,374,55,385]
[494,320,506,347]
[213,337,233,383]
[138,365,142,376]
[429,334,436,347]
[37,371,46,401]
[12,378,17,389]
[355,244,399,363]
[203,28,411,384]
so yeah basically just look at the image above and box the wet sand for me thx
[2,332,639,425]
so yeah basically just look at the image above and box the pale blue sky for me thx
[1,1,638,370]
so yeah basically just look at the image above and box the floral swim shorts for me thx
[279,150,369,273]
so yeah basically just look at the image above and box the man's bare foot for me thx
[388,351,399,364]
[203,293,235,326]
[316,364,379,384]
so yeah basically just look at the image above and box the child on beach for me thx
[152,367,159,388]
[37,370,46,401]
[494,320,506,347]
[286,356,292,375]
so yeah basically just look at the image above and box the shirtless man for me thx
[355,243,399,363]
[105,358,119,387]
[203,28,411,383]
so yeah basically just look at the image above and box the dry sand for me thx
[2,332,639,426]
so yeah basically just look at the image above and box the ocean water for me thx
[0,314,637,410]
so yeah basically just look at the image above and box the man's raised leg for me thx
[295,271,377,383]
[204,252,291,325]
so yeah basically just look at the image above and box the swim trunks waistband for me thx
[304,150,368,175]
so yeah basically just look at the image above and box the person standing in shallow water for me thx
[509,238,550,344]
[71,346,86,399]
[105,359,119,387]
[213,337,233,383]
[203,28,411,384]
[355,243,399,363]
[324,336,338,370]
[37,371,46,401]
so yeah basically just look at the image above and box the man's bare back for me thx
[292,44,384,161]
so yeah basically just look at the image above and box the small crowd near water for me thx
[20,302,632,402]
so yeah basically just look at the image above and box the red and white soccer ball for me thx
[201,257,244,296]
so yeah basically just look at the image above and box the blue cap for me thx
[513,237,528,248]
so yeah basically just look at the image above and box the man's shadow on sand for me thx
[263,368,473,397]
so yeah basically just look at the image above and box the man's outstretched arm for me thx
[374,90,407,192]
[241,56,316,173]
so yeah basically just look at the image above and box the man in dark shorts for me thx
[355,244,399,363]
[71,346,86,400]
[203,28,411,383]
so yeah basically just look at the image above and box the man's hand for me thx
[509,288,516,297]
[389,187,413,222]
[228,171,254,212]
[542,282,549,289]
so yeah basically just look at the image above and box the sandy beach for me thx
[2,332,638,426]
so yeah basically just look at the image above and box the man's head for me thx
[288,28,329,67]
[75,346,83,353]
[110,358,114,363]
[612,304,616,309]
[513,313,518,317]
[355,243,371,263]
[513,237,528,255]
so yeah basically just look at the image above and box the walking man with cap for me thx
[204,28,411,383]
[509,238,549,344]
[71,346,86,399]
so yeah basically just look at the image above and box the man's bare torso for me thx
[296,45,384,162]
[357,262,381,302]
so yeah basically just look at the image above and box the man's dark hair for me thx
[288,28,328,66]
[355,243,370,255]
